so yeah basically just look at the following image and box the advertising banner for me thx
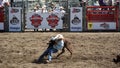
[86,6,118,31]
[9,7,22,31]
[0,8,4,30]
[70,7,83,31]
[88,22,116,30]
[0,22,4,30]
[26,12,63,29]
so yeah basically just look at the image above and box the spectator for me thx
[0,0,9,7]
[98,0,112,10]
[98,0,107,6]
[59,7,66,28]
[59,7,66,16]
[41,5,48,13]
[107,0,112,6]
[115,0,119,6]
[94,1,100,6]
[33,4,40,12]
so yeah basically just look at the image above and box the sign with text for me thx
[87,22,116,30]
[70,7,83,31]
[26,12,63,29]
[9,7,22,31]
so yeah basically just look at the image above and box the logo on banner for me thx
[72,15,81,25]
[10,8,19,13]
[72,8,81,13]
[100,23,109,29]
[30,14,43,28]
[10,15,19,25]
[88,23,93,29]
[46,14,60,28]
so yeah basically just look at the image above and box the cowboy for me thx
[98,0,107,6]
[37,34,64,63]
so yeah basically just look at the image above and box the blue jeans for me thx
[48,48,58,61]
[38,47,58,62]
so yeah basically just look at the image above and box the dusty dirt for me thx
[0,32,120,68]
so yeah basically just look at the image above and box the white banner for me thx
[0,23,4,30]
[26,12,63,29]
[9,7,22,31]
[70,7,83,31]
[87,22,116,30]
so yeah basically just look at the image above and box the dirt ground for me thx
[0,32,120,68]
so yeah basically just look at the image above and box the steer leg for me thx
[65,45,73,59]
[56,47,65,58]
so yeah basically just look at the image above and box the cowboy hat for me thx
[54,34,64,40]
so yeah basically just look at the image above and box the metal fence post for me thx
[22,0,25,32]
[117,4,120,31]
[82,2,87,32]
[4,4,9,32]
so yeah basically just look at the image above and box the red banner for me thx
[0,7,4,30]
[0,8,4,22]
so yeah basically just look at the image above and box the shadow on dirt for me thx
[31,53,119,65]
[31,53,97,64]
[32,59,48,64]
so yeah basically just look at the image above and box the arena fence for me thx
[0,6,120,32]
[86,6,119,31]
